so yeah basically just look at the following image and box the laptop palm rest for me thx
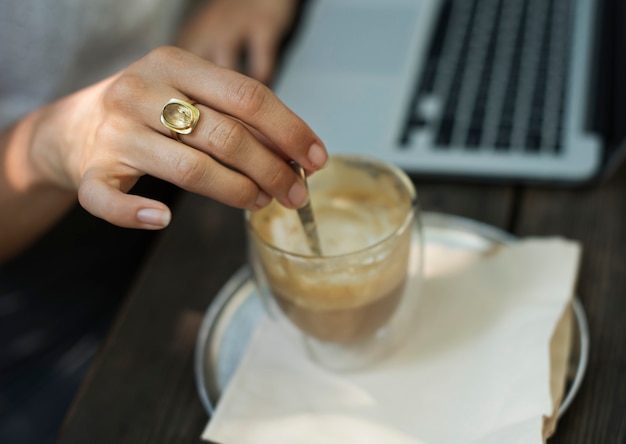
[274,1,429,153]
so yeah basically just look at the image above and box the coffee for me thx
[247,157,415,344]
[273,278,407,343]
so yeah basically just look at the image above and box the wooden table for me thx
[57,164,626,443]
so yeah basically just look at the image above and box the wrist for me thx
[9,98,79,194]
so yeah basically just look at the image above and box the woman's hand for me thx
[25,46,327,230]
[177,0,298,84]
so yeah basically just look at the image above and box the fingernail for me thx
[288,181,308,208]
[307,143,328,169]
[137,208,171,228]
[255,191,271,208]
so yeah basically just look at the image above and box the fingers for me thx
[121,83,309,209]
[90,46,327,229]
[78,173,172,230]
[117,55,323,208]
[209,25,246,73]
[246,0,298,83]
[176,1,292,84]
[142,124,309,210]
[78,134,279,230]
[145,47,328,173]
[247,20,280,84]
[178,104,312,208]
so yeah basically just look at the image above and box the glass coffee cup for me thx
[246,155,423,371]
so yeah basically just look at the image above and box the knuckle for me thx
[93,119,121,146]
[265,163,286,191]
[89,119,129,166]
[105,72,149,110]
[233,180,258,208]
[173,154,207,188]
[144,45,184,68]
[206,119,247,161]
[229,77,268,116]
[77,179,95,209]
[281,119,310,148]
[263,112,312,157]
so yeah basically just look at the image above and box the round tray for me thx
[194,212,589,418]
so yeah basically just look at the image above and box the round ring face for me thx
[160,99,200,135]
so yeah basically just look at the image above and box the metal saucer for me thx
[194,212,589,418]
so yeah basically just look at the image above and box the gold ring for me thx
[160,98,200,141]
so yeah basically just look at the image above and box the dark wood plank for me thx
[57,182,513,444]
[413,178,515,228]
[515,168,626,444]
[58,192,246,444]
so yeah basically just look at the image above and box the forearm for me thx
[0,110,76,264]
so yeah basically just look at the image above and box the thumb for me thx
[78,173,172,230]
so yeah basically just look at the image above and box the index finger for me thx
[148,46,328,171]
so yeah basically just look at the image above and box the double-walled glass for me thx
[246,155,423,371]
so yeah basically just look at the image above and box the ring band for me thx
[160,98,200,141]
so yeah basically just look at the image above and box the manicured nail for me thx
[307,143,328,169]
[288,181,308,208]
[137,208,171,228]
[255,191,271,208]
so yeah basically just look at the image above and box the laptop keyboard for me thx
[401,0,574,154]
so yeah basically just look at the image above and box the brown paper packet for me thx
[542,303,574,441]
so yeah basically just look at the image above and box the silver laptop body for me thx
[273,0,603,184]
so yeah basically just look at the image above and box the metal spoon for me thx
[289,161,323,256]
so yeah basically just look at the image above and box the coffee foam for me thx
[250,198,412,311]
[256,189,405,257]
[247,156,414,315]
[265,238,410,312]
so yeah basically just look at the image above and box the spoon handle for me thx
[289,162,323,256]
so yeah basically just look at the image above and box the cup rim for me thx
[245,154,418,259]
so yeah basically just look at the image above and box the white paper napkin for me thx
[202,238,581,444]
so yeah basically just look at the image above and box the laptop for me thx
[273,0,626,185]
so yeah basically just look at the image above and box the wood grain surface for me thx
[57,169,625,443]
